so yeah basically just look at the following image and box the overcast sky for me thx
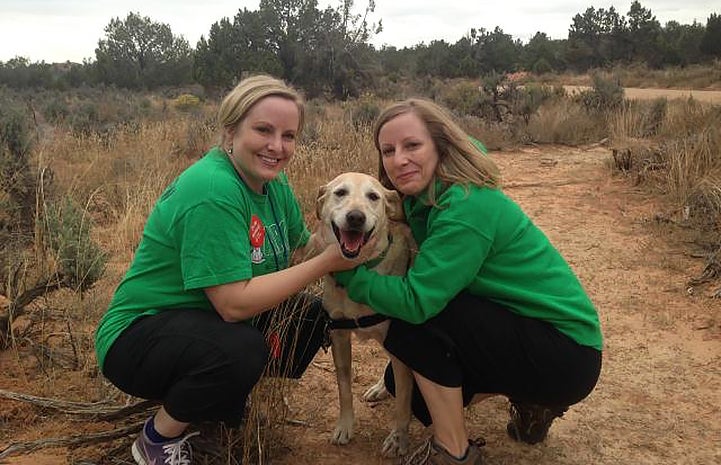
[0,0,716,63]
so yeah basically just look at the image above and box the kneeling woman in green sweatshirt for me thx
[332,98,603,465]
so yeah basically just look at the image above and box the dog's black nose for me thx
[346,210,366,229]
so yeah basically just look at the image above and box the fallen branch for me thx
[504,179,596,189]
[1,274,72,348]
[98,399,159,421]
[284,417,309,426]
[0,422,143,460]
[582,137,609,151]
[311,361,333,373]
[0,389,116,414]
[688,247,721,286]
[0,389,157,420]
[712,287,721,299]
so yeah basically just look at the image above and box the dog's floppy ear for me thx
[316,183,328,220]
[384,188,405,221]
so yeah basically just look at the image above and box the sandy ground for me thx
[1,145,720,464]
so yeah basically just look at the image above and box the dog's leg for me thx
[330,329,354,445]
[362,372,390,402]
[381,355,413,457]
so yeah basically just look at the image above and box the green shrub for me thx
[0,103,35,232]
[45,197,107,290]
[43,96,71,124]
[576,73,624,113]
[68,100,101,135]
[348,96,380,129]
[174,94,202,112]
[440,81,488,118]
[532,58,553,75]
[514,84,564,124]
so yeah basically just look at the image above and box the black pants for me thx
[382,292,602,426]
[102,294,327,425]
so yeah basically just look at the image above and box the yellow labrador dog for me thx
[313,172,415,457]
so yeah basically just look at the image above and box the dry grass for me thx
[609,98,721,235]
[608,99,666,140]
[526,99,607,145]
[665,124,721,224]
[46,117,214,260]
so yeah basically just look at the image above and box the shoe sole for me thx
[131,441,149,465]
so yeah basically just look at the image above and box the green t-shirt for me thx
[94,147,310,369]
[336,183,602,350]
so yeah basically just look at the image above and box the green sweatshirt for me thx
[335,183,602,350]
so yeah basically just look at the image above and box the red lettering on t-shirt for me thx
[249,215,265,248]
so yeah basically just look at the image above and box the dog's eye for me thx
[334,188,348,197]
[367,192,380,201]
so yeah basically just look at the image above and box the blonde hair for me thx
[373,98,500,204]
[218,74,305,146]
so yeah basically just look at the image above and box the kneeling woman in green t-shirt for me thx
[95,75,369,465]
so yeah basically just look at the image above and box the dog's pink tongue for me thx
[341,230,363,252]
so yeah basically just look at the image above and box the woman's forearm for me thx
[205,248,336,322]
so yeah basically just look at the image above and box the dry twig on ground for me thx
[0,423,143,460]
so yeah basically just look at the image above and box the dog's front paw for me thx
[331,417,354,445]
[362,377,390,402]
[381,428,409,457]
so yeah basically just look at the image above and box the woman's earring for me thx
[227,146,233,155]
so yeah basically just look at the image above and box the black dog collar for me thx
[327,313,388,330]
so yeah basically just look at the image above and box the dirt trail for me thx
[2,146,720,464]
[563,85,721,104]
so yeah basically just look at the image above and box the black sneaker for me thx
[506,401,568,444]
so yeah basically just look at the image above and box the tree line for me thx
[1,0,719,98]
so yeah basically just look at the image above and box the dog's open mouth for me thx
[332,222,374,259]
